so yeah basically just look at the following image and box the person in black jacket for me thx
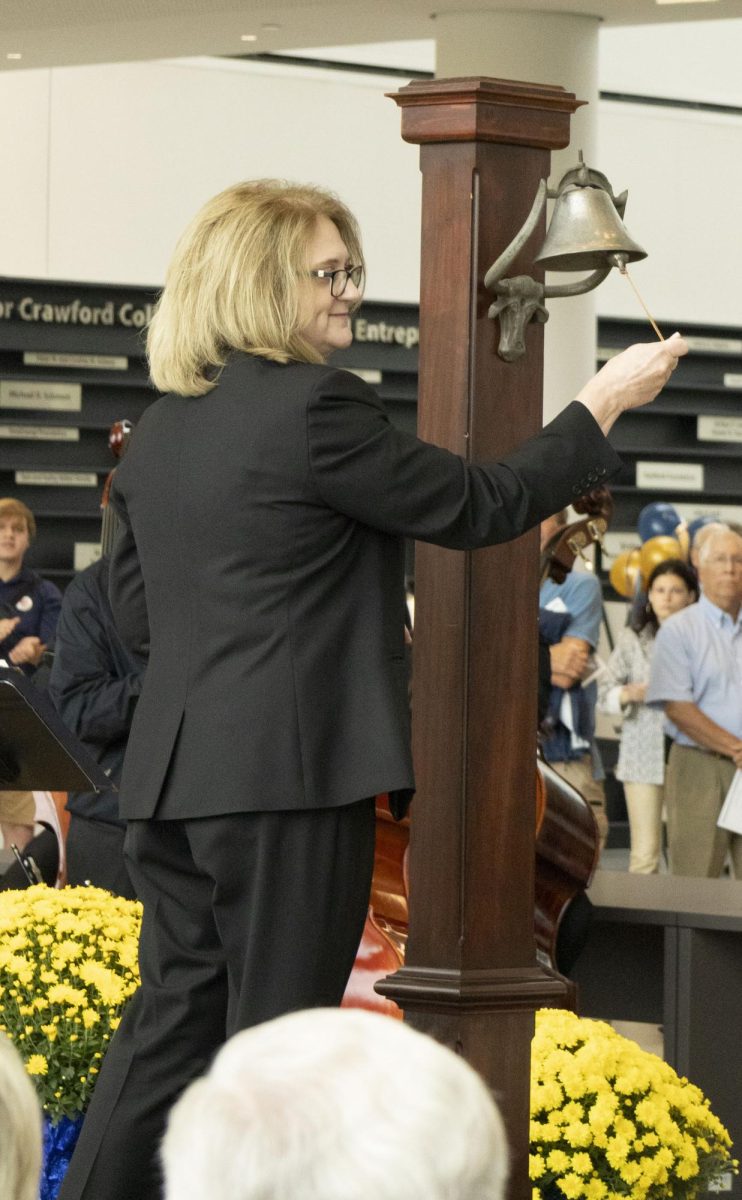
[0,498,61,673]
[48,556,142,900]
[0,497,62,851]
[59,179,687,1200]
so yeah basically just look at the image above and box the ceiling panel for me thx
[2,1,742,72]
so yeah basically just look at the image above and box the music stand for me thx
[0,668,112,792]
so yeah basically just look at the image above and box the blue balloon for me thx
[637,502,681,543]
[688,515,720,544]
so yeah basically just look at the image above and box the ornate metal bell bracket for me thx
[484,155,643,363]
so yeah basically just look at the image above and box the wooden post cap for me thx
[388,76,585,149]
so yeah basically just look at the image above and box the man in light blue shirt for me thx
[647,527,742,877]
[540,512,607,844]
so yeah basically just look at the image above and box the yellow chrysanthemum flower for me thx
[570,1153,594,1176]
[564,1121,593,1149]
[0,885,141,1121]
[617,1160,642,1185]
[547,1149,572,1174]
[559,1171,587,1199]
[530,1009,737,1200]
[530,1154,546,1179]
[583,1178,608,1200]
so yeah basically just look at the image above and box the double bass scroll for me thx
[540,486,613,586]
[100,419,133,555]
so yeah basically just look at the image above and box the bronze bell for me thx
[535,157,647,273]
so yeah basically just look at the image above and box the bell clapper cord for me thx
[612,253,665,343]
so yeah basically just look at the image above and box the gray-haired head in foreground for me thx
[162,1007,509,1200]
[0,1033,42,1200]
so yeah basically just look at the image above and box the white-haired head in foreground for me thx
[0,1033,43,1200]
[162,1007,509,1200]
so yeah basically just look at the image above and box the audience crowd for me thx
[5,512,742,1200]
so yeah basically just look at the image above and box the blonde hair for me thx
[147,179,364,396]
[162,1008,509,1200]
[0,1034,42,1200]
[0,498,35,540]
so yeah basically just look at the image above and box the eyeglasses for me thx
[309,265,364,298]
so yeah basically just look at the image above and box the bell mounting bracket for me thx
[484,159,632,363]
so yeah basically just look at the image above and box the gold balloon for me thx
[609,548,642,598]
[639,535,682,585]
[674,522,690,563]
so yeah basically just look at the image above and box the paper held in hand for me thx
[717,769,742,836]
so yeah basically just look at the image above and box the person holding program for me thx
[598,558,697,872]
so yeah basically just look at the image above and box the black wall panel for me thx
[2,279,736,595]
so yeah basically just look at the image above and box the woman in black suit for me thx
[60,180,686,1200]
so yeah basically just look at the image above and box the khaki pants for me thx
[623,781,664,874]
[665,743,742,878]
[550,754,608,847]
[0,790,35,824]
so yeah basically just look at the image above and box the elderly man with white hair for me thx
[647,525,742,876]
[161,1008,508,1200]
[0,1033,42,1200]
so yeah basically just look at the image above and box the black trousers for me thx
[58,798,376,1200]
[65,814,137,900]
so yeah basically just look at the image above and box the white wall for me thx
[596,18,742,327]
[1,36,741,334]
[600,18,742,108]
[0,56,422,300]
[0,68,51,278]
[595,99,742,329]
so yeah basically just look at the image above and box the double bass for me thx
[343,488,613,1015]
[535,487,613,973]
[341,794,409,1017]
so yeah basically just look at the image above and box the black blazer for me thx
[48,557,143,827]
[109,355,620,820]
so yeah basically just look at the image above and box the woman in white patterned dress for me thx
[599,559,697,872]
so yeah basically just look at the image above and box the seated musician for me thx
[48,555,142,899]
[0,498,62,852]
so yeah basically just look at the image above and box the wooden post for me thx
[376,78,584,1199]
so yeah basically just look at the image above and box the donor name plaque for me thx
[23,352,127,371]
[684,336,742,355]
[698,415,742,444]
[0,424,79,442]
[636,461,704,492]
[74,542,102,571]
[0,381,82,412]
[15,470,98,487]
